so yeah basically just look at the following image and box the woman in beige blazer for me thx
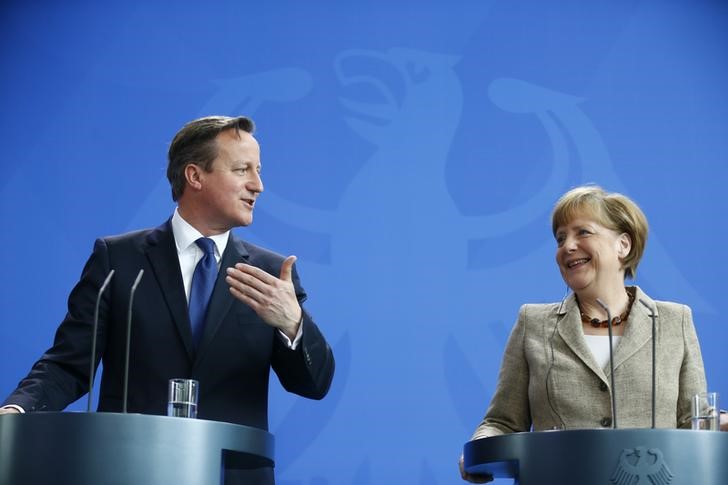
[460,185,723,483]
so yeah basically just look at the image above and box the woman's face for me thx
[554,213,630,295]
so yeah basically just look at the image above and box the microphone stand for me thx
[639,298,657,429]
[123,269,144,414]
[87,270,115,413]
[596,298,617,429]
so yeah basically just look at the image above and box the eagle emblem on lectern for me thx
[611,446,673,485]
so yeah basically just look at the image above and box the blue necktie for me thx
[189,237,217,347]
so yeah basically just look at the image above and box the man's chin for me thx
[221,215,253,229]
[237,215,253,227]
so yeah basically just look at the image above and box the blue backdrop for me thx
[1,1,727,483]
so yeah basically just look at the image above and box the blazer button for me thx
[599,381,608,392]
[600,417,612,427]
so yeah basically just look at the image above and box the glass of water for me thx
[167,378,199,419]
[691,391,719,431]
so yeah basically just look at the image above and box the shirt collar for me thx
[171,208,230,257]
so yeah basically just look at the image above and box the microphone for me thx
[87,269,115,412]
[122,269,144,413]
[639,298,657,429]
[596,298,618,429]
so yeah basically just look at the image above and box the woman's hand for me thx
[459,454,493,483]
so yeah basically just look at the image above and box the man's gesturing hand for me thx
[225,255,302,339]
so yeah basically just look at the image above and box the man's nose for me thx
[248,173,264,193]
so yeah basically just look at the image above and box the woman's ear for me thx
[618,233,632,259]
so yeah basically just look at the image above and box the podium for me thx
[0,412,274,484]
[464,429,728,485]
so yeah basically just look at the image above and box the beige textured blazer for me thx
[471,286,706,440]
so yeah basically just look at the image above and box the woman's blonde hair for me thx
[551,185,648,279]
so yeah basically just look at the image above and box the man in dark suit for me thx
[0,115,335,483]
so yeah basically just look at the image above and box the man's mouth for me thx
[241,198,255,209]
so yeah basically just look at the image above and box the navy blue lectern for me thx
[464,429,727,485]
[0,412,274,484]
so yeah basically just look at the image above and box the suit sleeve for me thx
[470,305,532,440]
[2,239,112,412]
[676,304,707,428]
[270,264,335,400]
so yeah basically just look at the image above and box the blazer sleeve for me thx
[470,305,532,440]
[270,264,335,400]
[2,238,112,412]
[676,304,707,428]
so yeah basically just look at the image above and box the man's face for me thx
[197,129,263,232]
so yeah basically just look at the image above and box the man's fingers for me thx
[280,255,296,282]
[227,266,270,293]
[226,271,267,301]
[229,285,261,309]
[232,263,277,285]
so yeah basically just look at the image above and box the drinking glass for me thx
[691,391,719,431]
[167,378,199,419]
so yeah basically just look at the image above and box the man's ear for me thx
[184,163,204,191]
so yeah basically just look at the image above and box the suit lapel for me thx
[557,294,608,381]
[145,221,196,360]
[195,233,250,363]
[611,286,654,373]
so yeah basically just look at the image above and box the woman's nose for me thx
[563,236,577,251]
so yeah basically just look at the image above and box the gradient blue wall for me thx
[1,1,726,483]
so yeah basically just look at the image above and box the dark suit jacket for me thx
[4,220,335,482]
